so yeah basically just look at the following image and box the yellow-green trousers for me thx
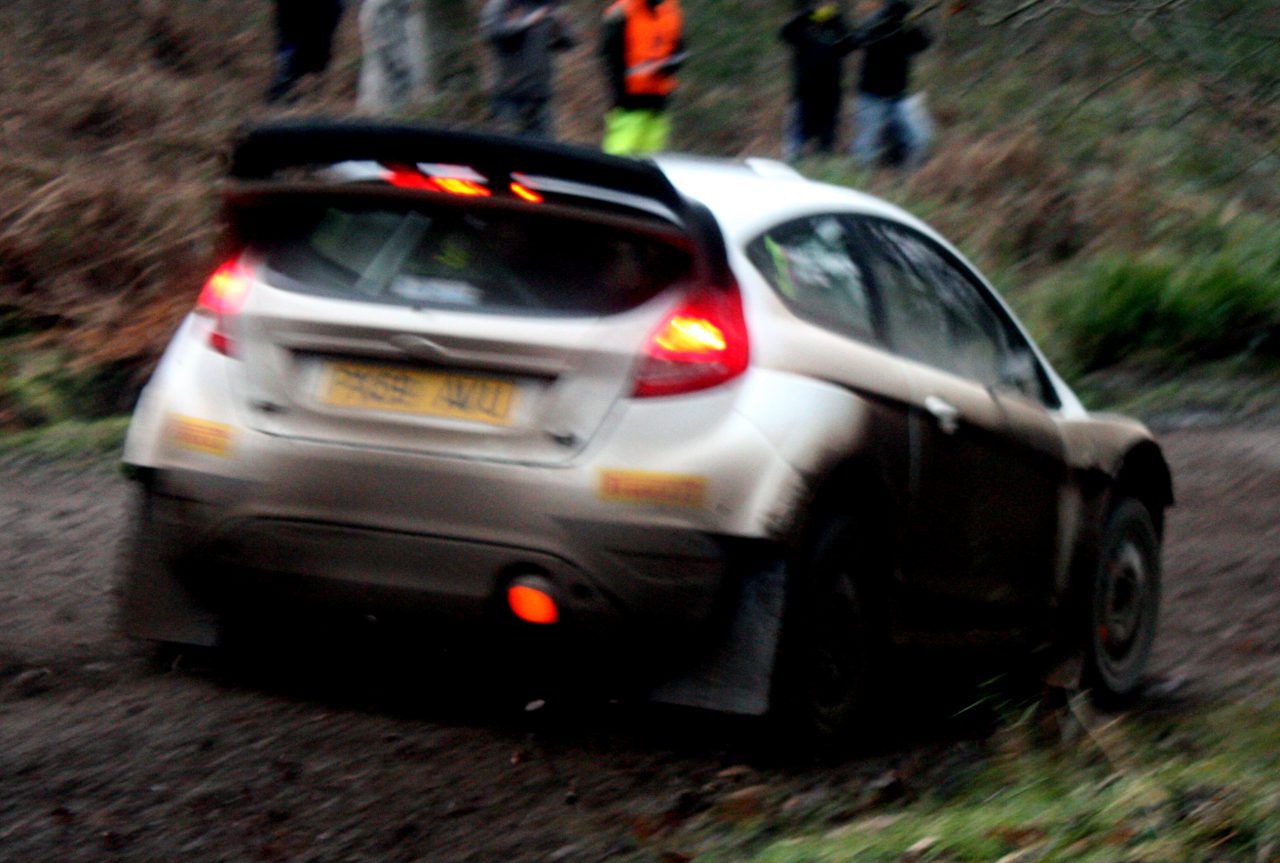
[602,108,672,156]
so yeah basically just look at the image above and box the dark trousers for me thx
[784,90,840,160]
[268,0,345,103]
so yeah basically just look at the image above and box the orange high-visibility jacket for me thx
[609,0,683,96]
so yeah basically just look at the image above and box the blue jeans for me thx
[852,93,930,169]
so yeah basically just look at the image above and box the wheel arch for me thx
[1110,440,1174,538]
[1055,434,1172,653]
[767,453,898,742]
[801,456,896,533]
[786,454,900,610]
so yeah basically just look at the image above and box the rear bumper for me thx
[120,357,832,673]
[140,465,771,655]
[126,366,807,625]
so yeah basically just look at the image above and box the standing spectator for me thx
[849,0,932,168]
[779,2,857,161]
[357,0,430,114]
[600,0,687,157]
[268,0,345,104]
[481,0,576,140]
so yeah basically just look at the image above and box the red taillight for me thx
[509,181,544,203]
[386,166,436,191]
[196,259,250,356]
[433,177,492,197]
[385,165,492,197]
[632,287,749,397]
[197,260,250,316]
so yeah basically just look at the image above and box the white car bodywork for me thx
[118,125,1171,719]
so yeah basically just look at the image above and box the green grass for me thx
[681,693,1280,863]
[1039,221,1280,374]
[0,337,142,441]
[1070,358,1280,422]
[0,415,128,462]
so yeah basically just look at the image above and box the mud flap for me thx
[120,555,221,648]
[647,559,786,715]
[118,487,222,648]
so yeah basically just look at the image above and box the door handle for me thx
[924,395,961,435]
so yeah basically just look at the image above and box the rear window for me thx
[256,204,694,317]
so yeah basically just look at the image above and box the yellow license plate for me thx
[320,360,519,426]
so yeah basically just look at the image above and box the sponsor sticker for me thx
[171,415,234,457]
[598,470,707,509]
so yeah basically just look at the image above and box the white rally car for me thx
[119,122,1172,739]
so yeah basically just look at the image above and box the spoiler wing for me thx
[224,120,733,285]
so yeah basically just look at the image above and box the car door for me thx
[745,213,914,568]
[849,217,1066,632]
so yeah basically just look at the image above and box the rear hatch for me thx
[216,122,715,466]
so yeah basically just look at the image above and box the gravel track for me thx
[1,424,1277,861]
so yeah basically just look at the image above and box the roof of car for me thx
[651,153,934,244]
[652,153,1089,419]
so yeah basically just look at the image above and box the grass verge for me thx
[1042,225,1280,375]
[1072,359,1280,428]
[0,416,128,464]
[682,691,1280,863]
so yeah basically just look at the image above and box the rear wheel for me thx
[1084,498,1161,700]
[771,512,882,748]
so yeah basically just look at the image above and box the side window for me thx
[747,216,880,345]
[856,219,1014,390]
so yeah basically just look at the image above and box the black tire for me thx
[1083,498,1161,700]
[771,512,882,748]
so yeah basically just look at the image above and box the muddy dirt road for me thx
[1,425,1277,862]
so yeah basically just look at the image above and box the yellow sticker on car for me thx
[598,470,707,508]
[171,415,234,457]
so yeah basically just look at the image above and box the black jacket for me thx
[854,0,930,98]
[779,8,857,103]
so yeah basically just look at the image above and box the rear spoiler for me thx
[225,119,733,285]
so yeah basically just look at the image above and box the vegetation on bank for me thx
[1045,218,1280,373]
[1,0,1278,434]
[0,415,129,463]
[620,690,1280,863]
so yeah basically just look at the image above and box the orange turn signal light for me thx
[507,584,559,625]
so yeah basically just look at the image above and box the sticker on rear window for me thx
[598,470,706,508]
[171,415,234,457]
[390,276,481,305]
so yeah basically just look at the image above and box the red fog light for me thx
[507,582,559,625]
